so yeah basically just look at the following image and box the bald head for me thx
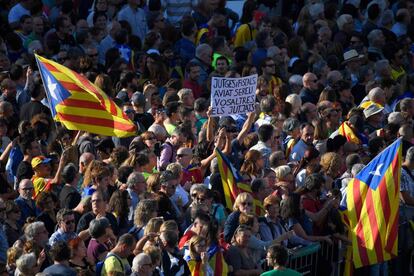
[303,73,318,90]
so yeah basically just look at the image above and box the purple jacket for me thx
[157,138,176,170]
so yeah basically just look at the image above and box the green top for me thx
[165,123,177,136]
[261,268,302,276]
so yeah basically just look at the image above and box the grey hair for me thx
[312,60,327,76]
[189,184,207,195]
[374,59,390,75]
[25,221,45,241]
[127,172,145,189]
[288,74,303,86]
[351,163,365,177]
[210,158,219,174]
[16,253,37,274]
[367,29,383,45]
[88,217,110,239]
[195,43,212,58]
[266,46,280,58]
[132,253,152,272]
[368,87,385,102]
[380,9,394,27]
[406,147,414,163]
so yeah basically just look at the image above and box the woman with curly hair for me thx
[129,199,158,241]
[82,161,111,197]
[319,151,343,190]
[109,190,131,234]
[240,150,264,181]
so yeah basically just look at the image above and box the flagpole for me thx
[34,54,65,152]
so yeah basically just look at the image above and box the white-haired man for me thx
[132,253,153,276]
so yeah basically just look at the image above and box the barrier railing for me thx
[286,241,347,276]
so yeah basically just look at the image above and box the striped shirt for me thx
[161,0,198,26]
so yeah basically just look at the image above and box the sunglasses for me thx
[177,154,189,158]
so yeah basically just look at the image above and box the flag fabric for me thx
[346,138,402,268]
[215,148,252,211]
[35,54,136,137]
[184,245,229,276]
[338,121,361,145]
[208,245,229,276]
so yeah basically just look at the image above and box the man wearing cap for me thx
[176,147,202,185]
[14,179,36,227]
[363,104,384,135]
[31,152,67,199]
[342,49,363,87]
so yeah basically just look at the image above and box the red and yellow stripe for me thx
[347,149,400,268]
[36,55,136,137]
[338,122,361,145]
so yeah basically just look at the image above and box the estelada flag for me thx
[215,148,264,216]
[346,138,402,268]
[35,54,136,137]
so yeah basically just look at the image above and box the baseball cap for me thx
[31,156,52,168]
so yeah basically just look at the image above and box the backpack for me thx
[96,253,124,276]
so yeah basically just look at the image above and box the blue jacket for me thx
[14,196,36,227]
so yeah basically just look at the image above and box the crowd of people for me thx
[1,0,414,275]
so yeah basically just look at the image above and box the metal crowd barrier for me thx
[287,241,347,276]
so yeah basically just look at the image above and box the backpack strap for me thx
[105,253,124,271]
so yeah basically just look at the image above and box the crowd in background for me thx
[1,0,414,275]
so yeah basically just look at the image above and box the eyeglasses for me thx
[22,187,34,191]
[64,220,75,225]
[241,202,252,207]
[177,154,188,158]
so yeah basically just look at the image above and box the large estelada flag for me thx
[347,138,402,268]
[215,148,264,216]
[35,54,136,137]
